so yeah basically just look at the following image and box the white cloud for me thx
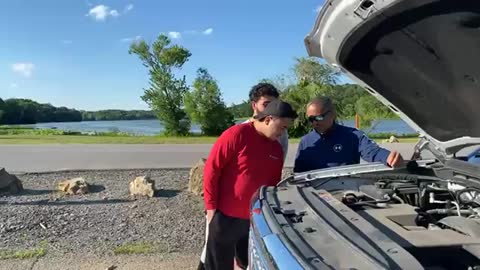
[12,62,35,77]
[124,4,134,13]
[110,9,119,17]
[10,83,18,88]
[203,28,213,35]
[87,5,119,21]
[184,30,198,34]
[121,35,142,43]
[87,5,109,20]
[173,28,213,37]
[61,40,73,45]
[168,32,181,39]
[86,4,134,21]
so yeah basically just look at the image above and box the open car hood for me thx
[305,0,480,156]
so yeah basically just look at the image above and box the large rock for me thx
[188,158,206,196]
[129,176,155,198]
[58,177,90,195]
[388,135,399,143]
[0,168,23,194]
[383,136,400,143]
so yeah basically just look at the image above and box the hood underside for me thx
[307,0,480,145]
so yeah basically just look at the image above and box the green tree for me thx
[277,58,341,137]
[281,82,335,137]
[259,74,295,92]
[185,68,234,136]
[80,110,156,121]
[2,99,22,124]
[129,34,192,136]
[328,84,369,119]
[355,94,396,131]
[0,98,4,124]
[293,57,340,85]
[228,101,252,119]
[285,57,397,134]
[16,99,38,124]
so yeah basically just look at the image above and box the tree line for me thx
[227,83,396,121]
[128,34,397,137]
[0,98,156,125]
[1,34,397,135]
[81,110,156,121]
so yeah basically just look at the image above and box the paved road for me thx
[0,143,420,173]
[0,253,199,270]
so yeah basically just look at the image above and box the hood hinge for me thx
[354,0,376,19]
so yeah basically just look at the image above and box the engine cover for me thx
[439,216,480,238]
[358,204,480,248]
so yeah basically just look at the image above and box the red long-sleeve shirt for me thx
[203,122,284,220]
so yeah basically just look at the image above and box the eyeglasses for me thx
[308,111,331,122]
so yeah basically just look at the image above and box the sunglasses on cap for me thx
[308,110,331,122]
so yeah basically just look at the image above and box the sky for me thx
[0,0,330,111]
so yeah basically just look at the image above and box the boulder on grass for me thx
[188,158,206,196]
[388,136,400,143]
[129,176,155,198]
[0,168,23,195]
[58,177,90,195]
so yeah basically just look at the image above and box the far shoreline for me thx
[0,134,419,145]
[1,118,419,145]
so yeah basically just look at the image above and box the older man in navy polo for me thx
[294,96,404,173]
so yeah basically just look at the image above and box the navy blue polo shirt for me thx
[294,123,391,173]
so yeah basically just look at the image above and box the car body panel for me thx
[249,1,480,269]
[304,0,480,155]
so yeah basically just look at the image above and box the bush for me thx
[184,68,235,136]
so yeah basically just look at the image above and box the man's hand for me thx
[387,151,403,167]
[207,209,216,224]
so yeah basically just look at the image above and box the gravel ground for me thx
[0,169,291,269]
[0,169,206,258]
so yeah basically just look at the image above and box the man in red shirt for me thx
[203,99,297,270]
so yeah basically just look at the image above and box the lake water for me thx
[21,119,417,136]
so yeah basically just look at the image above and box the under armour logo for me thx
[333,144,343,152]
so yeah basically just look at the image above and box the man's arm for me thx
[280,131,289,163]
[356,130,390,164]
[203,127,239,216]
[293,138,306,173]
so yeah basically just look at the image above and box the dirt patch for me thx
[0,169,205,259]
[0,168,294,269]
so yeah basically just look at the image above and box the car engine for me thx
[337,174,480,231]
[258,167,480,269]
[326,173,480,269]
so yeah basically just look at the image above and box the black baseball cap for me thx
[253,99,298,120]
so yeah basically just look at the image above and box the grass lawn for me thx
[0,135,419,144]
[113,241,171,255]
[0,241,47,260]
[0,135,219,144]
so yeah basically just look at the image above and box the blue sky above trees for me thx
[0,0,336,110]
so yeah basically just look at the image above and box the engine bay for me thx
[332,174,480,236]
[325,173,480,269]
[266,158,480,269]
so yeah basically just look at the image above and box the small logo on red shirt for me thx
[269,154,279,160]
